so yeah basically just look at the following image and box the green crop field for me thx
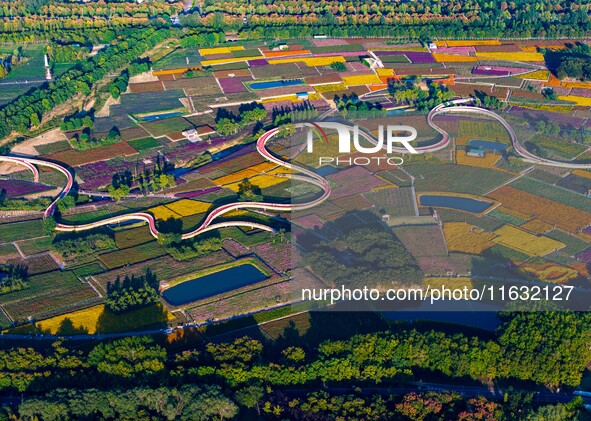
[487,208,526,225]
[546,229,589,255]
[127,137,162,151]
[98,242,167,270]
[141,117,194,138]
[34,141,72,156]
[17,236,54,256]
[0,270,98,323]
[0,243,20,261]
[365,187,416,217]
[405,163,514,196]
[114,225,155,249]
[526,135,588,160]
[0,219,45,242]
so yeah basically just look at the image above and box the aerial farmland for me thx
[1,36,591,333]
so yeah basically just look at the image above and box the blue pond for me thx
[420,195,492,213]
[250,79,303,90]
[141,112,182,121]
[315,166,340,177]
[162,264,267,306]
[468,139,508,151]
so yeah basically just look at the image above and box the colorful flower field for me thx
[0,179,54,197]
[443,222,495,254]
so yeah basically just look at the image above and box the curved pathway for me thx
[1,101,589,237]
[0,124,331,238]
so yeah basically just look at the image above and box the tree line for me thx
[0,312,589,419]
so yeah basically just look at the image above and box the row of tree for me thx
[0,27,170,140]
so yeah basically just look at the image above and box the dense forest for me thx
[0,311,589,419]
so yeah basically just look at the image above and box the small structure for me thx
[296,92,309,101]
[44,54,52,80]
[466,148,486,158]
[428,42,438,50]
[183,126,215,142]
[182,128,199,142]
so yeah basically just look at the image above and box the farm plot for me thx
[492,225,565,257]
[487,186,589,233]
[15,236,53,256]
[546,229,590,256]
[405,164,514,196]
[526,135,589,160]
[556,173,591,195]
[251,241,291,273]
[98,242,167,270]
[0,180,54,198]
[114,225,155,249]
[112,90,186,116]
[509,177,591,213]
[0,270,99,324]
[140,117,194,138]
[36,303,174,335]
[364,187,416,217]
[392,225,447,258]
[0,219,45,242]
[48,142,138,167]
[443,222,496,254]
[0,244,20,263]
[34,141,72,156]
[164,77,223,96]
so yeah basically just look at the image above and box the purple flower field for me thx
[472,67,510,76]
[576,247,591,263]
[0,179,53,197]
[248,59,269,67]
[218,77,250,94]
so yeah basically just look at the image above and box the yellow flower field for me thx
[314,83,346,93]
[520,219,553,235]
[572,169,591,179]
[456,150,502,169]
[37,305,176,335]
[425,277,473,290]
[474,52,545,61]
[213,162,278,186]
[199,46,244,56]
[149,204,182,220]
[37,305,105,334]
[261,93,320,103]
[226,174,286,191]
[560,81,591,89]
[492,225,564,256]
[165,199,211,217]
[376,68,395,76]
[521,263,579,284]
[557,95,591,106]
[201,56,264,66]
[268,56,346,67]
[432,53,477,62]
[517,70,549,81]
[443,222,496,254]
[342,74,383,86]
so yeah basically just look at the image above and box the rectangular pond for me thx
[468,139,508,151]
[250,79,303,90]
[162,263,268,306]
[419,194,492,213]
